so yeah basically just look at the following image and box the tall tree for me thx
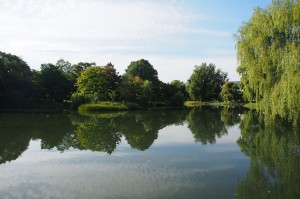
[124,59,159,83]
[221,81,242,102]
[39,63,70,102]
[0,51,32,108]
[236,0,300,125]
[76,65,120,102]
[186,63,227,101]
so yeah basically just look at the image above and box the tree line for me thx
[236,0,300,125]
[0,51,241,109]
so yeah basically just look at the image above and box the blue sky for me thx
[0,0,272,82]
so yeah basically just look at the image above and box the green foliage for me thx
[70,92,92,110]
[76,65,120,103]
[75,117,122,154]
[164,80,188,106]
[237,110,300,198]
[236,0,300,125]
[221,107,245,127]
[124,59,159,83]
[221,81,242,102]
[184,101,204,107]
[187,107,228,144]
[0,51,32,108]
[184,100,242,108]
[118,76,153,106]
[78,102,139,112]
[187,63,227,101]
[39,63,71,102]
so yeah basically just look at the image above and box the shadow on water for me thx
[237,110,300,199]
[0,107,245,163]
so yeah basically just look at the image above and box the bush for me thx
[78,102,140,112]
[70,93,91,110]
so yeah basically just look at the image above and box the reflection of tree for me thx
[0,113,79,165]
[0,114,32,164]
[73,110,188,153]
[75,116,122,154]
[237,110,300,198]
[0,110,189,162]
[220,107,245,127]
[0,132,31,164]
[187,107,227,144]
[32,113,79,151]
[120,110,188,150]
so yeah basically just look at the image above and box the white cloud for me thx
[0,0,239,82]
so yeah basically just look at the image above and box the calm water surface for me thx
[0,108,299,199]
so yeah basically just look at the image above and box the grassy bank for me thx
[78,102,140,112]
[184,101,244,108]
[242,102,258,110]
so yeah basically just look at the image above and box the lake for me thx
[0,107,299,199]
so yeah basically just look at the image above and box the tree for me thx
[69,62,95,80]
[221,81,242,102]
[186,63,227,101]
[119,76,153,105]
[56,58,72,75]
[39,63,70,102]
[0,51,32,108]
[124,59,159,83]
[236,0,300,125]
[76,65,120,102]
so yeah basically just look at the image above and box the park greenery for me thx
[236,0,300,125]
[1,0,299,125]
[0,52,234,110]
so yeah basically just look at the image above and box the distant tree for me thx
[124,59,159,83]
[160,80,188,106]
[186,63,227,101]
[221,81,242,102]
[76,65,120,102]
[236,0,300,125]
[39,63,70,102]
[69,62,95,80]
[119,76,153,105]
[56,58,72,75]
[0,51,32,108]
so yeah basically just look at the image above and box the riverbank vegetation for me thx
[236,0,300,125]
[0,51,238,111]
[1,0,299,125]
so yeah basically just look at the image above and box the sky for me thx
[0,0,272,83]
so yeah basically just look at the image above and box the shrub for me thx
[78,102,139,112]
[70,92,91,110]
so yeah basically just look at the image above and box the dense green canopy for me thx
[0,52,32,107]
[76,65,120,102]
[186,63,227,101]
[124,59,159,83]
[236,0,300,125]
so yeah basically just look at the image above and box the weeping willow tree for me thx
[236,0,300,125]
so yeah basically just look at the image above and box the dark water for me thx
[0,108,299,199]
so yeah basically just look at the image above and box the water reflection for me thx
[237,110,300,198]
[73,110,189,153]
[0,108,245,164]
[0,108,299,198]
[187,107,226,144]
